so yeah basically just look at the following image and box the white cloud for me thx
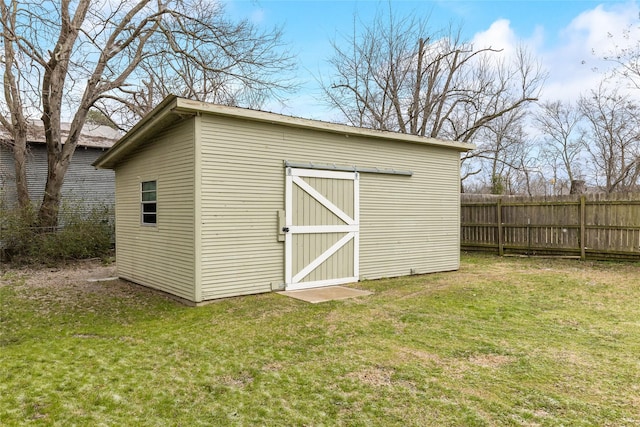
[472,19,518,54]
[565,2,639,56]
[471,2,640,104]
[539,1,640,102]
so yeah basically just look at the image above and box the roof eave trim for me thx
[93,95,179,169]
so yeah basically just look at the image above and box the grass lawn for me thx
[1,253,639,426]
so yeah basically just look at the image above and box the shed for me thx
[93,96,474,304]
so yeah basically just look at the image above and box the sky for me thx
[224,0,640,120]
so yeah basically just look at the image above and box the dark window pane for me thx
[142,214,157,224]
[142,203,157,213]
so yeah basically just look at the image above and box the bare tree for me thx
[92,0,297,129]
[533,100,585,191]
[599,22,640,90]
[578,84,640,193]
[321,9,545,183]
[0,0,296,227]
[469,108,534,195]
[0,1,31,210]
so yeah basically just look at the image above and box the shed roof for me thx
[93,95,475,169]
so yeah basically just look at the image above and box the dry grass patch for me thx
[347,365,394,387]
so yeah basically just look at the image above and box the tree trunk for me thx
[1,2,31,211]
[569,180,586,195]
[38,189,61,231]
[11,133,30,210]
[37,153,72,230]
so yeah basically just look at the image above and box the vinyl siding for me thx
[114,120,196,301]
[0,144,114,214]
[199,115,461,300]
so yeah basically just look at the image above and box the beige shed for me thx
[94,96,474,304]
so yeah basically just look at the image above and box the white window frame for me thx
[141,180,157,226]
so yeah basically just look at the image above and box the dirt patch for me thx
[347,365,394,387]
[1,259,116,288]
[0,260,167,312]
[220,372,254,388]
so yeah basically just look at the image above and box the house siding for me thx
[199,114,461,300]
[0,144,114,213]
[114,120,196,301]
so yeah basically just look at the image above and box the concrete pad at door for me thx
[278,286,372,303]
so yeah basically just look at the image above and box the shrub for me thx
[0,203,38,259]
[0,202,114,265]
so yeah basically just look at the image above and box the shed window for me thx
[141,181,157,225]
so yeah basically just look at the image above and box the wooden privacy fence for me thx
[461,193,640,260]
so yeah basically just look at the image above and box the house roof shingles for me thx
[0,121,121,149]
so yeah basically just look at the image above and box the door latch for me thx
[282,227,290,233]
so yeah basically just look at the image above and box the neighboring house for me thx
[0,122,120,215]
[94,96,474,304]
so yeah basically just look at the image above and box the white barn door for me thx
[284,168,359,290]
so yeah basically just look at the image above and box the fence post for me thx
[497,198,504,256]
[580,195,586,260]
